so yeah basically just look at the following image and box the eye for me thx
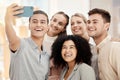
[58,22,64,26]
[40,21,46,24]
[94,21,97,23]
[53,18,57,22]
[62,46,67,49]
[87,20,90,24]
[71,22,74,26]
[70,46,75,49]
[33,20,38,24]
[77,21,82,24]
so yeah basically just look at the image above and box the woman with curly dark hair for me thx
[51,35,96,80]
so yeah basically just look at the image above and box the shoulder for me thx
[76,63,96,80]
[77,63,94,72]
[109,41,120,57]
[76,63,94,73]
[109,41,120,52]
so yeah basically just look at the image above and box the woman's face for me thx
[71,16,87,36]
[61,40,77,63]
[48,14,67,36]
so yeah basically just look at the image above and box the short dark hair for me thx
[51,35,92,68]
[88,8,111,23]
[29,10,49,23]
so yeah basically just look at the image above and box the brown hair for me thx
[88,8,111,23]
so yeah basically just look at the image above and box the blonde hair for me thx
[71,13,87,24]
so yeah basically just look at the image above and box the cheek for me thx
[29,25,32,30]
[60,26,65,32]
[71,26,74,30]
[61,51,64,58]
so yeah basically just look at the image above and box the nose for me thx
[65,48,70,52]
[87,22,93,28]
[73,22,78,27]
[36,22,42,27]
[53,22,58,27]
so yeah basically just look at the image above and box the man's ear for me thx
[28,23,30,30]
[105,23,110,31]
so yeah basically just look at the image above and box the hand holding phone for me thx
[16,6,33,17]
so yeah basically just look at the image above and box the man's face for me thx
[29,14,48,38]
[87,14,108,39]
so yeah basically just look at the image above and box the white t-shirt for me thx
[43,34,58,56]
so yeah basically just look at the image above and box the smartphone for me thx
[17,6,33,17]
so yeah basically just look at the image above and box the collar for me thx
[89,37,96,46]
[44,33,58,42]
[28,37,38,49]
[97,35,111,49]
[27,37,46,53]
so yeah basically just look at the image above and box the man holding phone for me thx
[5,3,49,80]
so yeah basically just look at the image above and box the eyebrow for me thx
[32,19,46,22]
[62,44,75,47]
[87,19,99,22]
[92,19,99,21]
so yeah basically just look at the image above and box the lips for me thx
[34,28,43,31]
[64,53,72,57]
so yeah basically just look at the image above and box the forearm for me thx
[5,16,18,44]
[5,3,21,50]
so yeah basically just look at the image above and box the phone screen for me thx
[17,6,33,17]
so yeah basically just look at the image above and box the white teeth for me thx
[35,28,42,31]
[64,53,72,57]
[74,29,79,32]
[88,28,94,31]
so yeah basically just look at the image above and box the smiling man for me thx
[87,8,120,80]
[5,3,49,80]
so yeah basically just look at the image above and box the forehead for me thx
[71,16,83,21]
[52,14,67,21]
[31,14,48,21]
[88,14,103,21]
[63,40,75,45]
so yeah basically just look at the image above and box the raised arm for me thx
[5,3,23,51]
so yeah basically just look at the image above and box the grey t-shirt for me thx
[9,37,50,80]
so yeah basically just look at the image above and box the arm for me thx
[5,3,23,51]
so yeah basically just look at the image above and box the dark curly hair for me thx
[50,35,92,68]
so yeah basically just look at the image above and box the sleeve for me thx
[10,38,24,54]
[110,42,120,79]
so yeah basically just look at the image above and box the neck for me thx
[31,36,43,51]
[80,32,90,41]
[67,61,75,70]
[94,33,108,45]
[82,34,90,42]
[47,31,57,37]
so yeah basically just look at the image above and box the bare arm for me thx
[5,3,23,51]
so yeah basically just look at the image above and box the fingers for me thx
[7,3,24,17]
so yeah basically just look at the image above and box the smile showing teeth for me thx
[88,28,94,31]
[64,53,72,57]
[74,29,79,32]
[35,28,42,31]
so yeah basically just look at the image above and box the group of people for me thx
[5,3,120,80]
